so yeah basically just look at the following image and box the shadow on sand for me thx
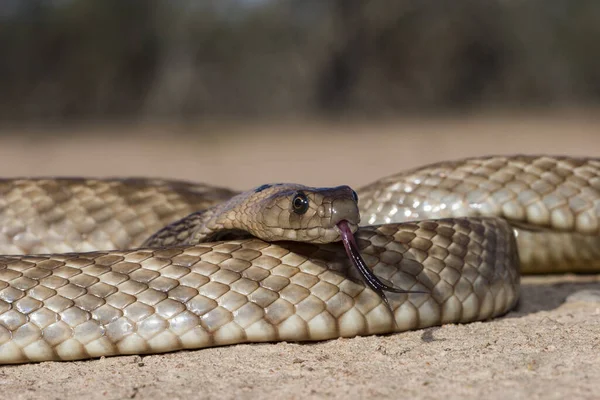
[510,275,600,315]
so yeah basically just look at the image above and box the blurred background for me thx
[1,0,599,189]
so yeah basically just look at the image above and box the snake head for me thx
[142,183,361,246]
[242,183,360,243]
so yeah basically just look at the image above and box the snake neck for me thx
[142,197,252,247]
[189,205,253,243]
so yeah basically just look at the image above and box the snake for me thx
[0,155,598,364]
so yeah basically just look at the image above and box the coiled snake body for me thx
[0,155,598,364]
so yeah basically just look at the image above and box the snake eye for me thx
[292,192,309,215]
[351,190,358,203]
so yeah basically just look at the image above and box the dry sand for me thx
[0,113,599,399]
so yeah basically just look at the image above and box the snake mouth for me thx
[336,220,429,307]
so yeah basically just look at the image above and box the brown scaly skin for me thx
[0,218,518,364]
[357,155,600,273]
[0,177,235,255]
[0,155,597,364]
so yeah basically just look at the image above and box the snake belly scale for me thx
[0,155,596,364]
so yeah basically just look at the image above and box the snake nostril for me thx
[317,206,326,218]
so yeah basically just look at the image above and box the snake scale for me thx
[0,155,598,364]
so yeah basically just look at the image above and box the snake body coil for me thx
[0,155,597,364]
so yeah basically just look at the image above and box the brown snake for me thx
[0,155,598,364]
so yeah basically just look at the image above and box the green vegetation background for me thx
[2,0,599,123]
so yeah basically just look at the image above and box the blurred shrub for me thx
[0,0,599,123]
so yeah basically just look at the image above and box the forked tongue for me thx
[336,220,427,307]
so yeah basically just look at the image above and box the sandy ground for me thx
[0,113,599,399]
